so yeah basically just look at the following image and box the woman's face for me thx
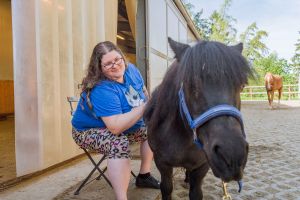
[101,50,126,83]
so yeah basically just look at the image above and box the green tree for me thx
[208,0,237,44]
[291,32,300,98]
[182,0,298,87]
[193,10,212,40]
[182,1,212,40]
[183,0,237,42]
[291,31,300,74]
[182,1,194,15]
[239,23,269,62]
[254,53,294,84]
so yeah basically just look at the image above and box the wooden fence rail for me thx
[241,84,299,100]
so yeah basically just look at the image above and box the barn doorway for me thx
[0,0,16,184]
[117,0,147,83]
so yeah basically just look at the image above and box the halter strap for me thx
[178,85,246,148]
[178,85,245,192]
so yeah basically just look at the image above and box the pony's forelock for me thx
[178,41,252,89]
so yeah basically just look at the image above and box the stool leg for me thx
[74,150,108,195]
[96,166,107,180]
[131,171,137,178]
[74,157,103,195]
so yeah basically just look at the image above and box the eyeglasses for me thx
[102,57,124,70]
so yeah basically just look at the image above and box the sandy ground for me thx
[0,101,300,200]
[0,115,16,183]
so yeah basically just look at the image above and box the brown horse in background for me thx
[264,72,283,109]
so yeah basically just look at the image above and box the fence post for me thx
[250,88,253,100]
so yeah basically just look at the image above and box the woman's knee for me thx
[108,135,130,159]
[127,127,148,144]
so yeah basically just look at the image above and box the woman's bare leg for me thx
[108,158,131,200]
[139,140,153,173]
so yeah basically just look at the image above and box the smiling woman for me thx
[101,51,126,83]
[70,41,159,200]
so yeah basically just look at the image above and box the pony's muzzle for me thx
[211,140,248,182]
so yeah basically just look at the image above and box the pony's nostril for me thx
[213,145,220,155]
[213,145,230,167]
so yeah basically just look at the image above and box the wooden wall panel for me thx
[0,80,14,115]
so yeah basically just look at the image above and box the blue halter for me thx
[178,85,245,193]
[178,85,245,149]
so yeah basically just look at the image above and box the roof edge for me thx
[173,0,201,40]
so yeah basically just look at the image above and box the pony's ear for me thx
[168,37,189,61]
[231,43,243,53]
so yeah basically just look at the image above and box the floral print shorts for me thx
[72,126,147,159]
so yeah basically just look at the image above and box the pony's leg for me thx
[270,91,274,109]
[267,91,272,109]
[184,169,190,183]
[155,161,173,200]
[278,88,282,107]
[189,163,209,200]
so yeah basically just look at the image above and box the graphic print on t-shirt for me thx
[125,85,144,107]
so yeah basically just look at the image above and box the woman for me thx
[71,41,160,200]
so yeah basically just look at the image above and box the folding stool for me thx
[67,96,136,195]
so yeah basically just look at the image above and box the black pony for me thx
[144,38,252,200]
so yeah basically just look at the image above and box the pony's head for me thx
[264,72,274,91]
[169,38,252,182]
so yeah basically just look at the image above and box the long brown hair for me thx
[81,41,127,109]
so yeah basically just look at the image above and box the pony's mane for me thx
[144,40,253,125]
[178,41,252,89]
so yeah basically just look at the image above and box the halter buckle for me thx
[193,129,197,141]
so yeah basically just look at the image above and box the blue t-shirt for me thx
[71,63,146,133]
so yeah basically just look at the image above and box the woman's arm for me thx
[101,103,146,135]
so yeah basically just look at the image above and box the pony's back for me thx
[265,72,283,90]
[144,61,181,129]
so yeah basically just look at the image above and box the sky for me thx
[186,0,300,61]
